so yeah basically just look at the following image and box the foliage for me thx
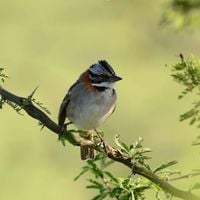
[0,68,8,109]
[115,136,152,170]
[192,135,200,145]
[32,98,51,115]
[161,0,200,29]
[0,67,8,83]
[0,68,25,113]
[0,71,50,124]
[167,54,200,164]
[75,137,182,200]
[75,153,150,200]
[167,54,200,128]
[1,64,200,199]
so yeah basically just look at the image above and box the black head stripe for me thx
[88,60,117,84]
[94,86,108,92]
[98,60,116,76]
[88,70,102,83]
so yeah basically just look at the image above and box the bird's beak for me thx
[110,75,122,82]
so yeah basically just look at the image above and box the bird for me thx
[58,60,122,160]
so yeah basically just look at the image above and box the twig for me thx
[102,177,120,200]
[0,86,199,200]
[169,172,200,182]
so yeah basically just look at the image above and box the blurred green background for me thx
[0,0,200,199]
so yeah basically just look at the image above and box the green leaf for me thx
[190,117,197,125]
[167,55,200,128]
[191,183,200,191]
[5,100,24,115]
[0,68,8,84]
[101,159,114,169]
[91,192,108,200]
[174,62,187,70]
[180,109,199,122]
[153,160,178,173]
[104,171,118,183]
[87,160,104,178]
[114,134,130,154]
[74,167,89,181]
[87,179,106,193]
[32,98,51,115]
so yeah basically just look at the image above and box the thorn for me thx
[40,124,45,130]
[179,53,184,63]
[28,86,39,100]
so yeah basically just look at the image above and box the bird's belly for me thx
[67,90,116,130]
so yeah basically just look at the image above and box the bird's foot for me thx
[95,129,110,156]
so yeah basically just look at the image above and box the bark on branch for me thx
[0,86,199,200]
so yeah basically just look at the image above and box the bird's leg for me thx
[94,129,109,156]
[89,130,95,158]
[80,130,95,160]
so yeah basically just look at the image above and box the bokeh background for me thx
[0,0,200,199]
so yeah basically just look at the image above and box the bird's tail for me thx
[80,146,95,160]
[80,130,95,160]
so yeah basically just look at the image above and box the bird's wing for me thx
[58,80,80,126]
[58,93,70,126]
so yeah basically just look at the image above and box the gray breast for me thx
[66,83,116,130]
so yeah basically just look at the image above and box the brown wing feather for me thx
[58,80,80,126]
[58,93,70,126]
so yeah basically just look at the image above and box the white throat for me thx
[92,82,115,89]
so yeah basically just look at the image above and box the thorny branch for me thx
[0,86,199,200]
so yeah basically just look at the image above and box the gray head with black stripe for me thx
[89,60,122,88]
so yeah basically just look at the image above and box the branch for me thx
[0,86,199,200]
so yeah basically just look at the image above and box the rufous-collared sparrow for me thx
[58,60,121,160]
